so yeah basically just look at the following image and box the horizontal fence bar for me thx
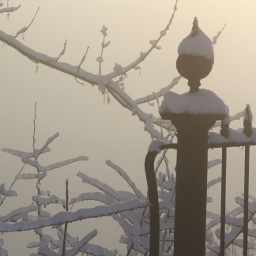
[160,142,256,151]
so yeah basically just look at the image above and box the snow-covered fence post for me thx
[159,18,227,256]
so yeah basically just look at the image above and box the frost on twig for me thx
[97,25,110,75]
[15,7,39,39]
[51,40,67,62]
[75,46,90,86]
[212,23,226,45]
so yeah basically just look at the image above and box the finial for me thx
[176,18,214,92]
[243,104,253,137]
[191,17,199,37]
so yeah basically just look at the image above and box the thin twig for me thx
[32,102,37,153]
[15,7,39,38]
[62,179,69,256]
[75,46,89,86]
[0,163,26,206]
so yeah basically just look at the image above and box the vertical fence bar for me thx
[220,146,227,256]
[145,151,159,256]
[243,145,250,256]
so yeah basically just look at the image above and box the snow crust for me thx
[178,17,214,60]
[209,127,256,145]
[159,89,227,115]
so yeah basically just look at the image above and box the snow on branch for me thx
[51,40,67,62]
[32,194,66,208]
[0,183,17,197]
[135,76,181,105]
[0,0,178,83]
[77,172,127,202]
[0,198,149,232]
[107,0,178,78]
[0,30,112,84]
[107,83,162,139]
[0,4,21,13]
[79,243,118,256]
[105,160,146,201]
[2,147,51,158]
[21,155,88,172]
[34,132,59,158]
[70,192,116,205]
[0,205,37,222]
[38,229,98,256]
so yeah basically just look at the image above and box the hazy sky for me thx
[1,0,256,254]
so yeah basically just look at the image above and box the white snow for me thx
[209,127,256,145]
[159,89,227,116]
[0,198,149,232]
[148,140,167,153]
[178,17,214,60]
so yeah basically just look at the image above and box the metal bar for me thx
[243,145,250,256]
[145,151,159,256]
[220,147,227,256]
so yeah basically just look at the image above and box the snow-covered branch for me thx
[0,205,37,222]
[21,156,88,172]
[0,198,149,232]
[105,160,146,201]
[0,5,21,14]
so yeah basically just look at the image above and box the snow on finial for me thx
[243,104,253,137]
[220,106,230,138]
[191,17,199,37]
[178,17,214,60]
[244,104,253,122]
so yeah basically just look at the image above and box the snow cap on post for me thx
[176,17,214,92]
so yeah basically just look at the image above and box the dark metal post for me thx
[220,146,227,256]
[243,145,250,256]
[170,115,217,256]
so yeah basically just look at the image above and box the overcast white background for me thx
[1,0,256,255]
